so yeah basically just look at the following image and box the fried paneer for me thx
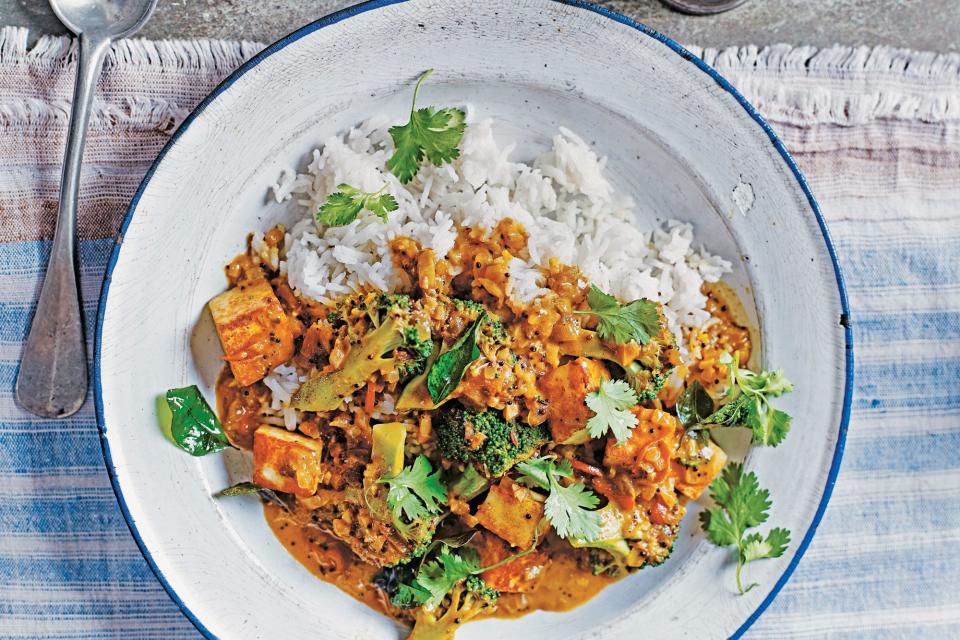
[209,280,296,386]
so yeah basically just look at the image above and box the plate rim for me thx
[93,1,854,638]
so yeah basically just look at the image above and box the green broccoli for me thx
[589,548,627,577]
[377,292,413,314]
[464,575,499,604]
[292,315,433,411]
[558,327,674,402]
[452,298,484,315]
[478,316,507,346]
[435,405,549,477]
[624,361,670,402]
[406,577,499,640]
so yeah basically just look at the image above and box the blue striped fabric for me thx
[2,36,959,639]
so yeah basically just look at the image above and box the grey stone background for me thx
[2,0,959,51]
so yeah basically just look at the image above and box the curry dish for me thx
[207,219,749,638]
[157,75,795,639]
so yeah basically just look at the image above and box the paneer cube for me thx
[476,477,544,549]
[538,357,609,444]
[208,281,295,386]
[476,533,549,593]
[604,408,678,472]
[252,426,323,497]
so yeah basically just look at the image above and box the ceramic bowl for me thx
[96,1,852,638]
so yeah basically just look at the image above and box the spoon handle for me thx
[16,34,111,418]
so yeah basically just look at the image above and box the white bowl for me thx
[95,1,852,638]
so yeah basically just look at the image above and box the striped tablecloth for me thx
[1,24,958,639]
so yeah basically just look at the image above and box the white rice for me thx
[262,364,305,429]
[271,111,731,337]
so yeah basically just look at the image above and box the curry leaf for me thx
[165,385,230,456]
[426,313,485,403]
[213,482,260,497]
[676,380,715,429]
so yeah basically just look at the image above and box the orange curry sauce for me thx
[213,218,751,627]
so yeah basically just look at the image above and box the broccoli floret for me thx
[558,327,675,402]
[589,548,628,578]
[403,326,435,360]
[407,580,500,640]
[464,575,499,604]
[293,316,432,411]
[378,293,413,314]
[435,405,549,477]
[451,299,506,346]
[452,298,484,314]
[397,358,426,380]
[326,310,345,328]
[397,326,435,380]
[624,362,670,402]
[479,317,507,345]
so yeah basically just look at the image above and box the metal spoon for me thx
[16,0,157,418]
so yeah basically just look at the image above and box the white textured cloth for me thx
[0,24,958,638]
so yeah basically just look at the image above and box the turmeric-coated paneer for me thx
[252,426,323,497]
[476,533,549,593]
[539,357,609,443]
[604,407,679,473]
[476,477,544,549]
[208,281,296,386]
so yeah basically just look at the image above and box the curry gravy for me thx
[264,503,615,622]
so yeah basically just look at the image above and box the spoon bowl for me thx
[50,0,157,38]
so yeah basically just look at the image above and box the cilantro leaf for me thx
[390,545,480,609]
[585,379,639,443]
[573,285,661,345]
[379,454,447,530]
[515,456,573,491]
[701,354,794,447]
[516,456,601,541]
[701,507,739,547]
[416,547,480,607]
[738,367,794,396]
[317,183,399,227]
[546,475,601,540]
[386,69,466,183]
[699,462,790,594]
[745,400,792,447]
[389,540,538,609]
[426,313,484,403]
[394,582,432,608]
[742,528,791,563]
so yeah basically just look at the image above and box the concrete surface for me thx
[2,0,959,51]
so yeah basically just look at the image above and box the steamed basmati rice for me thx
[270,112,730,338]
